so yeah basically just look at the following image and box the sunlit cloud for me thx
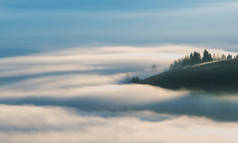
[0,45,236,78]
[0,105,237,143]
[0,45,238,142]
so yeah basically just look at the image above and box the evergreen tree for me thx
[202,50,213,62]
[190,52,201,64]
[227,54,233,60]
[170,50,237,70]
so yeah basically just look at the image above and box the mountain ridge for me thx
[142,58,238,92]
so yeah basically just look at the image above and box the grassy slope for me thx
[143,59,238,92]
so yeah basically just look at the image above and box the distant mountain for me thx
[142,59,238,92]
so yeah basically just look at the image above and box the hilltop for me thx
[135,50,238,92]
[142,59,238,92]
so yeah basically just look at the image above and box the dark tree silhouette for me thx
[190,52,201,65]
[169,50,237,70]
[227,54,233,60]
[170,50,206,69]
[202,50,213,62]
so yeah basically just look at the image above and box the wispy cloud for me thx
[0,46,237,122]
[0,105,238,143]
[0,45,237,142]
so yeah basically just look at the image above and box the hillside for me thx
[142,59,238,92]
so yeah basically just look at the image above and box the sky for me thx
[1,0,238,56]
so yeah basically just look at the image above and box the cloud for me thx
[0,45,235,78]
[0,46,237,142]
[0,84,187,106]
[0,105,238,143]
[1,85,238,121]
[0,46,237,122]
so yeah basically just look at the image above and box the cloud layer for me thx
[0,105,238,143]
[0,45,238,142]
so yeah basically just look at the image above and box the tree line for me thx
[170,50,238,69]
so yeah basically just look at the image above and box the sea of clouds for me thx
[1,45,238,143]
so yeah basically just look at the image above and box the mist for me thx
[0,45,238,142]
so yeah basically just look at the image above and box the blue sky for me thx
[0,0,238,56]
[0,0,227,10]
